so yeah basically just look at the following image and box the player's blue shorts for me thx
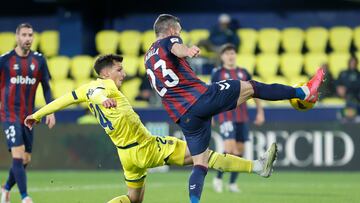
[219,121,249,142]
[2,122,34,153]
[178,80,241,156]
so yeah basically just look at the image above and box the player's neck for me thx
[223,64,236,70]
[157,33,170,40]
[15,46,30,57]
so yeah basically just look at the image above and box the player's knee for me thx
[238,81,254,105]
[128,195,142,203]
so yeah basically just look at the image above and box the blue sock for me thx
[249,80,305,100]
[216,171,224,179]
[12,158,28,199]
[189,165,208,203]
[4,169,16,191]
[4,164,27,191]
[230,172,239,184]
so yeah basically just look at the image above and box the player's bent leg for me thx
[237,81,254,106]
[166,138,193,166]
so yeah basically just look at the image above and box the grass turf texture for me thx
[0,170,359,203]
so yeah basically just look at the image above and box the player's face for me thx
[170,23,182,37]
[16,28,33,51]
[221,49,237,68]
[109,61,126,88]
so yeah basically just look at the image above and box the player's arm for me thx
[87,86,117,108]
[166,36,200,58]
[24,91,83,129]
[247,69,265,126]
[40,56,56,128]
[253,98,265,126]
[171,43,200,58]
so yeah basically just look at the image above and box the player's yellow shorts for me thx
[117,135,187,188]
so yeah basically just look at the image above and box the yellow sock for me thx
[208,150,253,173]
[107,195,131,203]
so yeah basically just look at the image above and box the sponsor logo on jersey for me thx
[10,76,36,85]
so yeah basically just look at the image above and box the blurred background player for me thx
[0,23,56,203]
[211,43,265,193]
[336,55,360,122]
[199,13,240,53]
[145,14,324,203]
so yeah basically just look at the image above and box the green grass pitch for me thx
[0,170,359,203]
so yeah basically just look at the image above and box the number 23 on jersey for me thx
[147,59,179,97]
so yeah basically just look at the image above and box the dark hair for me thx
[16,23,33,34]
[219,43,237,55]
[94,54,123,75]
[153,14,180,37]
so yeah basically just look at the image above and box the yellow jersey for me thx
[33,78,153,147]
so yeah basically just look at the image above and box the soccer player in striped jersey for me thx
[145,14,325,203]
[0,23,56,203]
[211,43,265,193]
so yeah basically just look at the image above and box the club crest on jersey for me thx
[238,72,244,79]
[224,73,230,79]
[30,63,35,71]
[13,64,19,70]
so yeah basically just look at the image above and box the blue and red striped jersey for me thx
[144,36,208,122]
[0,50,53,123]
[211,67,252,123]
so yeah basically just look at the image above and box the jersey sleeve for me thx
[33,87,85,121]
[244,69,252,81]
[211,68,220,83]
[40,56,53,103]
[163,36,183,52]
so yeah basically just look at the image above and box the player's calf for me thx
[208,143,278,178]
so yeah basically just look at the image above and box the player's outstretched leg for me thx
[209,143,278,178]
[237,67,326,105]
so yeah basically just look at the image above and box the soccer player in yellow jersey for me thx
[24,54,277,203]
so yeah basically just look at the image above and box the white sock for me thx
[252,160,262,174]
[300,86,310,100]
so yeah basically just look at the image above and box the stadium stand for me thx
[95,30,118,54]
[40,30,59,57]
[237,28,257,54]
[119,30,142,56]
[48,56,71,80]
[258,28,281,53]
[0,32,16,54]
[281,27,304,53]
[305,27,328,53]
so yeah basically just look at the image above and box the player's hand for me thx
[103,98,117,108]
[187,45,201,58]
[254,111,265,126]
[46,113,56,129]
[24,115,39,130]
